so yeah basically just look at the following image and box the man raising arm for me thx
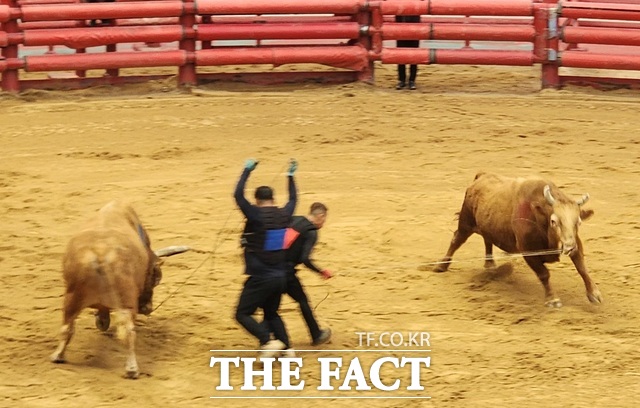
[234,159,298,357]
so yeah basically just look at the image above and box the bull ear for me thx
[580,209,594,221]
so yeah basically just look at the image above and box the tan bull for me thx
[50,200,172,378]
[434,172,602,307]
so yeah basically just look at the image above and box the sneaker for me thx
[282,348,296,358]
[409,82,417,90]
[259,339,286,358]
[312,328,332,346]
[396,81,406,90]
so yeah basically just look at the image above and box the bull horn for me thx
[543,185,556,205]
[576,193,590,206]
[154,245,192,257]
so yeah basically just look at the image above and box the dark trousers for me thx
[397,63,418,83]
[235,275,289,347]
[397,40,419,83]
[285,273,322,342]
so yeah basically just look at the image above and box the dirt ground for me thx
[1,63,639,407]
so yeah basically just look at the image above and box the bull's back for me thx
[463,173,526,252]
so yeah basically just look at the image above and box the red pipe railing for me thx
[379,0,534,17]
[562,26,640,46]
[17,2,184,21]
[2,0,640,92]
[381,48,536,66]
[24,49,186,71]
[196,23,360,41]
[195,46,369,71]
[383,23,536,42]
[194,0,364,15]
[561,51,640,70]
[22,26,185,48]
[559,1,640,20]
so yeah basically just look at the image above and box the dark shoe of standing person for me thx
[312,328,332,346]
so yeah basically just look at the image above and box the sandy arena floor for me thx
[1,64,639,407]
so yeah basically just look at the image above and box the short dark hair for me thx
[255,186,274,201]
[309,202,328,215]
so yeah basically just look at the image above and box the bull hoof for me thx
[95,312,110,332]
[484,261,497,269]
[124,369,140,379]
[138,303,153,316]
[587,289,603,304]
[433,263,448,273]
[545,298,563,308]
[50,352,65,364]
[125,358,139,379]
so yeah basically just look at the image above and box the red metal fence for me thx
[2,0,640,92]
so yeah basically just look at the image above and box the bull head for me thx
[138,255,163,316]
[138,246,193,315]
[543,185,593,256]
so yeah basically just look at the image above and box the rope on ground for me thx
[313,289,331,312]
[153,198,238,313]
[153,161,289,312]
[427,248,564,268]
[308,248,564,313]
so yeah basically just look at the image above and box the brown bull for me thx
[50,200,164,379]
[434,172,601,307]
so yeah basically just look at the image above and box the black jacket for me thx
[286,216,323,274]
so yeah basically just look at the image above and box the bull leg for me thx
[483,237,497,269]
[50,292,82,363]
[434,228,473,272]
[523,256,561,308]
[570,238,603,304]
[116,309,139,379]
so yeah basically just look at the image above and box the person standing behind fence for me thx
[395,15,421,90]
[84,0,116,27]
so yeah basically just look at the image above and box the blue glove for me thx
[244,159,258,172]
[287,159,298,177]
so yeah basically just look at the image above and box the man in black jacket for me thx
[395,14,421,90]
[234,158,297,357]
[284,202,333,346]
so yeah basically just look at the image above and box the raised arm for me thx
[283,159,298,216]
[234,160,260,221]
[283,175,297,216]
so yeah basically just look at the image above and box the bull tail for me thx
[89,252,136,344]
[91,258,105,277]
[88,251,123,317]
[91,257,132,343]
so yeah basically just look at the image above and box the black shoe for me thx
[409,81,417,90]
[312,328,332,346]
[396,81,406,90]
